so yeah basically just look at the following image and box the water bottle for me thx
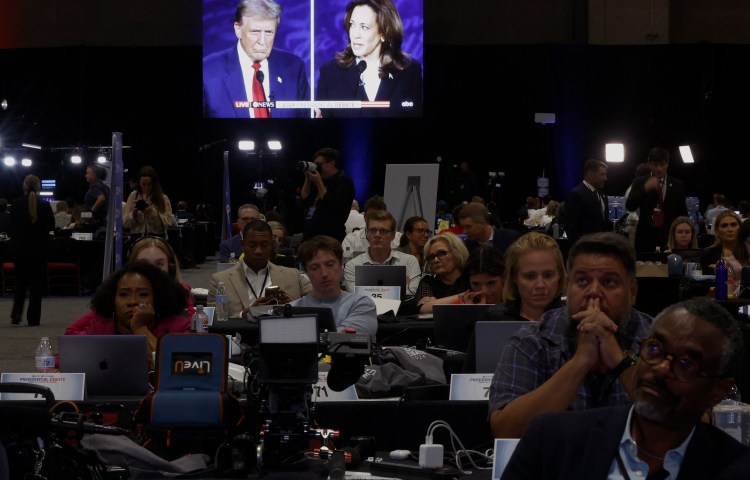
[716,256,728,300]
[215,281,228,322]
[193,305,209,333]
[712,384,749,445]
[35,337,55,372]
[228,252,238,264]
[667,253,683,277]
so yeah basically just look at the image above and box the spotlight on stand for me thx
[238,140,255,151]
[605,143,625,163]
[679,145,695,164]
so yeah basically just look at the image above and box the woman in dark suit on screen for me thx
[316,0,422,118]
[10,175,55,326]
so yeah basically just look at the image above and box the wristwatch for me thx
[609,350,638,379]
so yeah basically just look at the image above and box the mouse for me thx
[389,449,411,460]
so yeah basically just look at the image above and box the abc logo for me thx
[401,101,414,107]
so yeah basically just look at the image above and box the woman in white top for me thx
[123,166,174,235]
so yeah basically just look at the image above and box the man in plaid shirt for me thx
[489,232,653,438]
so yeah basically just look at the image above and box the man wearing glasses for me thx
[489,232,652,438]
[501,296,749,479]
[219,203,263,262]
[343,210,421,296]
[301,147,355,242]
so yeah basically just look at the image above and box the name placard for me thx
[312,371,358,402]
[355,285,400,301]
[1,372,85,401]
[449,373,494,401]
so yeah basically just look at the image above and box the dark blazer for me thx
[219,234,243,263]
[316,59,423,117]
[203,46,310,118]
[501,404,749,480]
[563,182,610,246]
[626,174,687,253]
[464,227,520,256]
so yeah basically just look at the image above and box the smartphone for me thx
[265,285,280,298]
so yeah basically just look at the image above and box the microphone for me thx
[255,70,267,100]
[357,61,367,86]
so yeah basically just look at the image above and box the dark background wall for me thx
[1,0,750,224]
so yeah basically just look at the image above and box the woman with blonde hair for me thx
[700,210,744,286]
[10,175,55,325]
[413,232,470,313]
[666,216,698,251]
[127,236,194,318]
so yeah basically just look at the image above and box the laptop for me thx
[58,335,150,397]
[354,264,407,300]
[432,304,492,352]
[474,321,530,373]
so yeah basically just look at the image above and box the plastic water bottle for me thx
[228,252,238,264]
[35,337,55,372]
[193,305,209,333]
[715,256,728,300]
[215,281,228,322]
[712,385,749,445]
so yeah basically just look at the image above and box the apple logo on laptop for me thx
[99,359,109,370]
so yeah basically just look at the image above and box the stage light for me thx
[238,140,255,151]
[267,140,282,151]
[70,153,82,164]
[22,143,42,150]
[679,145,695,163]
[21,158,32,167]
[97,149,108,163]
[605,143,624,163]
[3,155,16,166]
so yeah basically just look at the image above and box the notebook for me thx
[432,304,492,352]
[58,335,150,397]
[354,264,407,300]
[474,321,530,373]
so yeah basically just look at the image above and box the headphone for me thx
[128,235,178,277]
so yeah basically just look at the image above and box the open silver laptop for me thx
[58,335,150,397]
[474,321,530,373]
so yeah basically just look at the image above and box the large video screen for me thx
[202,0,423,119]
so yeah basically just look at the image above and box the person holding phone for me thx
[315,0,422,118]
[123,166,174,236]
[209,219,311,318]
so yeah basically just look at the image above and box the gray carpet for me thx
[0,256,218,375]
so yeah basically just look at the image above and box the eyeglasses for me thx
[426,250,449,262]
[639,338,722,383]
[367,228,393,236]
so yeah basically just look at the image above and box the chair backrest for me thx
[155,333,228,392]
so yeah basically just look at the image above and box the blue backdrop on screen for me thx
[202,0,424,99]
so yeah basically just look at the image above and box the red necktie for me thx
[252,62,269,118]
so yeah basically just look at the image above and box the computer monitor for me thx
[354,264,407,300]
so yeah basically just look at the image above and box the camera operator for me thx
[300,147,355,242]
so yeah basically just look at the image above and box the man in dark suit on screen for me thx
[626,147,688,253]
[501,297,750,479]
[563,159,611,246]
[203,0,310,118]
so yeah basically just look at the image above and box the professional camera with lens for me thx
[135,199,149,211]
[297,161,318,173]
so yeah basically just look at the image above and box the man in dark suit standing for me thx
[501,297,749,479]
[563,159,610,246]
[626,147,687,253]
[457,202,520,256]
[203,0,311,118]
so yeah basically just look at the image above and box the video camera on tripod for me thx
[249,306,372,468]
